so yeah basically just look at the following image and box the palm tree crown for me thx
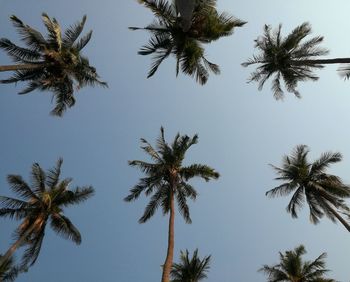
[266,145,350,232]
[125,127,219,223]
[242,22,332,99]
[0,13,107,116]
[0,159,94,269]
[125,127,219,282]
[171,249,211,282]
[259,245,336,282]
[131,0,246,84]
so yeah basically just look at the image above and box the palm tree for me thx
[125,127,219,282]
[0,158,94,269]
[130,0,246,84]
[0,13,107,116]
[0,255,20,282]
[171,249,211,282]
[266,145,350,232]
[259,245,336,282]
[242,22,350,99]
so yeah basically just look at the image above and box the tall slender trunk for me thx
[291,58,350,66]
[0,222,38,268]
[0,64,43,72]
[323,201,350,232]
[161,189,175,282]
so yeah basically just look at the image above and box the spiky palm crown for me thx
[242,22,329,99]
[259,245,335,282]
[0,159,94,268]
[171,249,211,282]
[0,255,19,282]
[0,13,107,116]
[266,145,350,224]
[125,127,219,223]
[132,0,246,84]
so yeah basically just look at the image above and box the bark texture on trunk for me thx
[291,58,350,65]
[323,201,350,232]
[161,190,175,282]
[0,64,43,72]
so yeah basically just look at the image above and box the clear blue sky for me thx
[1,0,350,281]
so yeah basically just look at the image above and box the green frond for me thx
[50,213,81,244]
[57,186,94,207]
[176,190,191,223]
[46,158,63,189]
[0,38,41,62]
[20,228,45,268]
[73,30,92,51]
[139,188,164,223]
[138,0,175,24]
[41,13,62,50]
[181,164,219,181]
[62,15,87,47]
[30,163,46,195]
[6,175,38,201]
[10,15,47,51]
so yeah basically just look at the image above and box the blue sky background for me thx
[1,0,350,281]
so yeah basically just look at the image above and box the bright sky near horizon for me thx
[2,0,350,281]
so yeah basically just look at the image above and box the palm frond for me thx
[62,15,87,47]
[41,13,62,50]
[10,15,47,51]
[50,213,81,244]
[0,38,41,62]
[7,175,38,201]
[46,158,63,189]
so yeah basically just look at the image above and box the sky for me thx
[1,0,350,281]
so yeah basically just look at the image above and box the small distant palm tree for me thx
[242,22,350,99]
[125,127,219,282]
[171,249,211,282]
[266,145,350,232]
[259,245,336,282]
[0,159,94,269]
[131,0,246,84]
[0,255,20,282]
[0,13,107,116]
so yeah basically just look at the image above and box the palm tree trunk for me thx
[0,223,37,268]
[323,201,350,232]
[161,189,175,282]
[0,64,43,72]
[291,58,350,66]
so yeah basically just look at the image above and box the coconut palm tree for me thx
[266,145,350,232]
[259,245,336,282]
[130,0,246,84]
[125,127,219,282]
[171,249,211,282]
[0,255,20,282]
[0,13,107,116]
[0,158,94,269]
[242,22,350,99]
